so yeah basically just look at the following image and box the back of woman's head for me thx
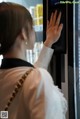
[0,2,33,55]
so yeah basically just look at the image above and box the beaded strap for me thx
[4,68,33,111]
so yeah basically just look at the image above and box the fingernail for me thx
[61,24,63,28]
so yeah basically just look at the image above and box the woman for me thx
[0,2,67,119]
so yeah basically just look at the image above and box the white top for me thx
[0,45,67,119]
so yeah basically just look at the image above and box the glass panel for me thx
[73,0,80,118]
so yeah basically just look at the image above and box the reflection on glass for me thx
[26,42,43,64]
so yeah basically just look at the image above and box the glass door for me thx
[73,0,80,118]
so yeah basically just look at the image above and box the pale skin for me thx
[4,10,63,60]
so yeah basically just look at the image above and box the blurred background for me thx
[0,0,80,119]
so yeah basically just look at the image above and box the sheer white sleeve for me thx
[34,45,54,69]
[38,68,67,119]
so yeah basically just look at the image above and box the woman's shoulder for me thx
[22,67,53,96]
[38,68,54,84]
[22,68,49,104]
[29,67,53,84]
[23,67,52,86]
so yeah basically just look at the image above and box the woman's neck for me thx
[3,48,26,61]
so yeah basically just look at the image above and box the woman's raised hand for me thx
[44,10,63,47]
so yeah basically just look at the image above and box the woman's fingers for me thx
[58,23,63,33]
[53,10,57,26]
[56,12,61,26]
[47,20,49,29]
[49,10,57,26]
[49,10,61,27]
[50,13,53,25]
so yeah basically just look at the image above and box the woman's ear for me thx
[20,28,28,41]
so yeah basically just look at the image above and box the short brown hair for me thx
[0,2,33,55]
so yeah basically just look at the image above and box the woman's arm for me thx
[34,11,63,69]
[34,45,54,69]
